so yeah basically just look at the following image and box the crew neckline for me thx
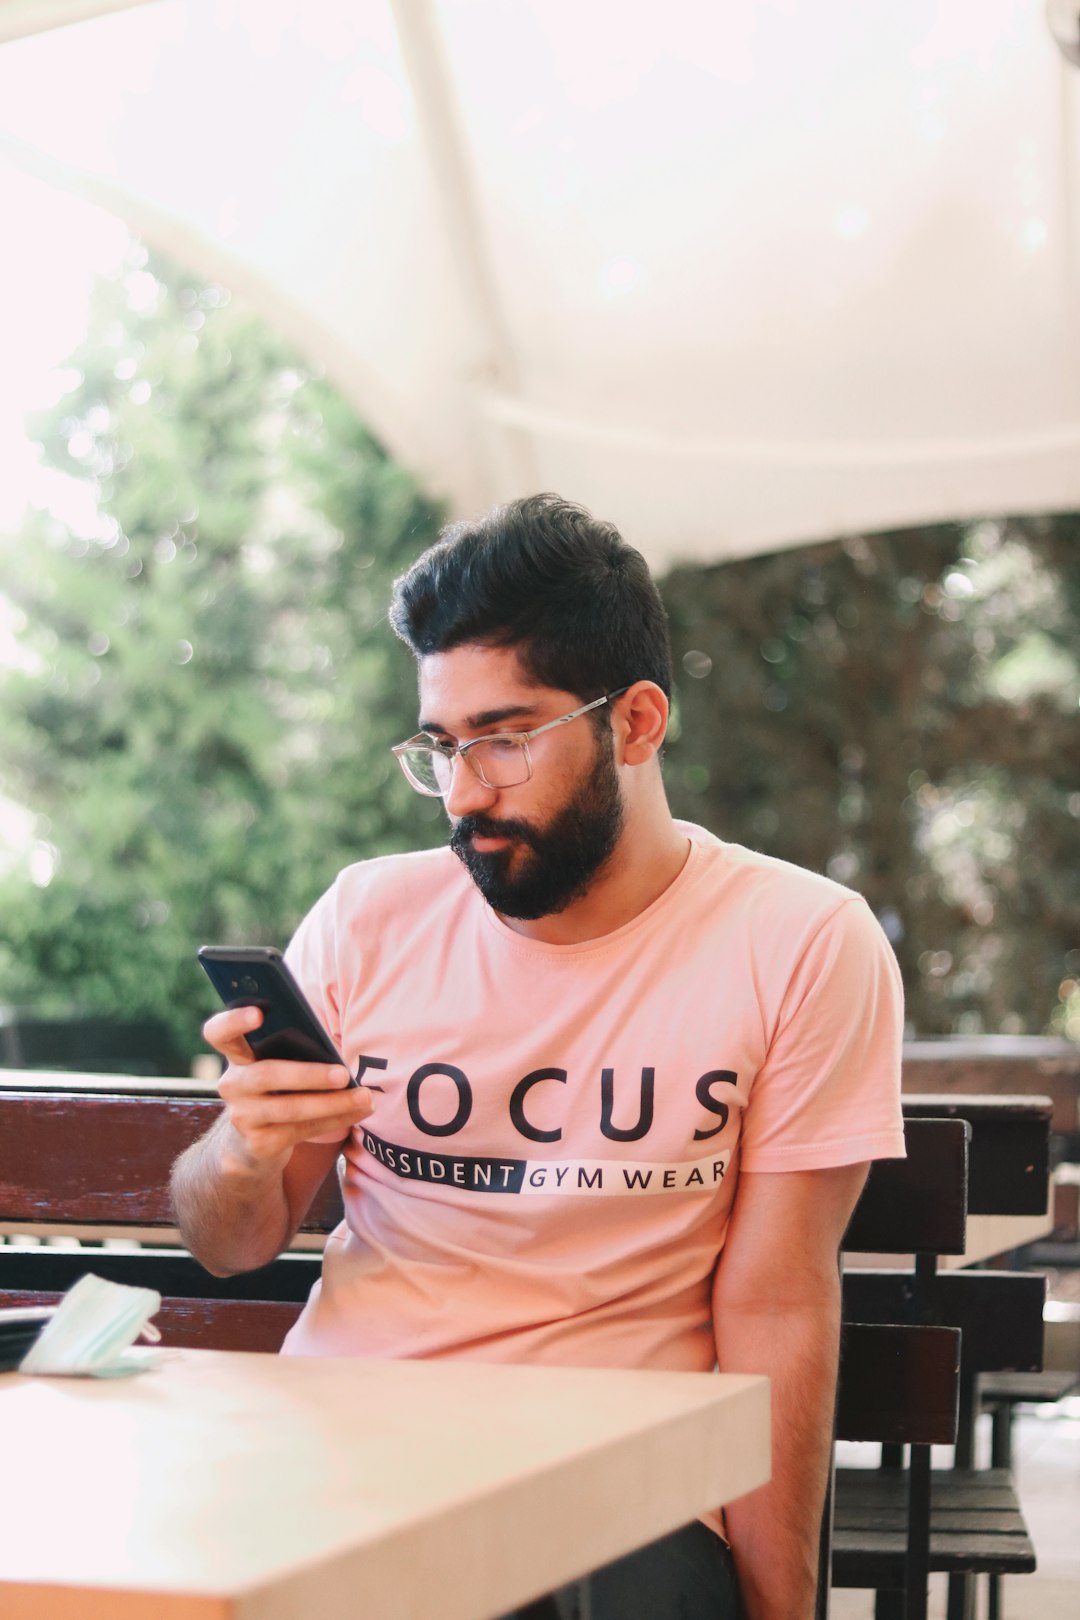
[479,822,718,957]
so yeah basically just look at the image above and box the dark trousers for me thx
[503,1521,741,1620]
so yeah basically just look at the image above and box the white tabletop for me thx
[0,1349,769,1620]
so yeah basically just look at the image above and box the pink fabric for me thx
[281,824,905,1371]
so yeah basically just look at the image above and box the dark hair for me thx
[388,493,672,703]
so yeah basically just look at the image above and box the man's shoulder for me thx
[678,825,897,974]
[685,823,865,923]
[329,844,464,912]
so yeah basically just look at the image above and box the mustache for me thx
[452,813,541,853]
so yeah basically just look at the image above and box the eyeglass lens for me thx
[401,736,531,795]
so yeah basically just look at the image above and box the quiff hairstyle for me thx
[388,493,673,705]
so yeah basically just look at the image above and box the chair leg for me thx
[946,1573,974,1620]
[986,1397,1012,1619]
[990,1403,1013,1468]
[874,1592,904,1620]
[905,1444,931,1620]
[946,1370,979,1620]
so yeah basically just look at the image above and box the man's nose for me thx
[444,754,498,818]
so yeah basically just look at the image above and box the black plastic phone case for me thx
[197,946,354,1078]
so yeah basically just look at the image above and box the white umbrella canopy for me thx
[1,0,1078,569]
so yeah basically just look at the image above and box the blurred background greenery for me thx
[1,242,1078,1069]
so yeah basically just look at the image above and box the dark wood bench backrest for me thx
[3,1091,1042,1239]
[842,1113,1046,1378]
[0,1092,1048,1358]
[0,1090,343,1231]
[899,1095,1051,1216]
[839,1117,970,1436]
[836,1323,960,1446]
[843,1117,969,1256]
[842,1269,1045,1376]
[0,1088,336,1350]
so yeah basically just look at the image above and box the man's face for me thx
[417,644,625,920]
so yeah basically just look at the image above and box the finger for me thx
[219,1060,354,1099]
[229,1085,373,1131]
[228,1091,375,1158]
[202,1006,263,1062]
[303,1092,377,1144]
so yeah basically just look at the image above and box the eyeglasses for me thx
[391,687,630,798]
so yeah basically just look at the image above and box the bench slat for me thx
[0,1290,301,1353]
[833,1535,1036,1578]
[836,1323,960,1446]
[900,1095,1052,1216]
[834,1462,1037,1579]
[844,1118,969,1254]
[0,1091,343,1231]
[0,1246,320,1301]
[837,1507,1029,1531]
[842,1269,1046,1373]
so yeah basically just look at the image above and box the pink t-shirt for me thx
[281,823,905,1372]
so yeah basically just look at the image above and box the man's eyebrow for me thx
[418,703,543,735]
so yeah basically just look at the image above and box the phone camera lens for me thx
[239,975,259,995]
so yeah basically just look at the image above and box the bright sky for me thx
[0,156,129,537]
[0,158,129,864]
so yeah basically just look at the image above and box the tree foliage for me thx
[662,518,1080,1038]
[0,243,444,1066]
[1,239,1077,1067]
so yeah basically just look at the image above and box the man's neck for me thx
[497,818,692,946]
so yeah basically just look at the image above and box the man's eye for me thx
[483,736,523,754]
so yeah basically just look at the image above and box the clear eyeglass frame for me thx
[391,687,630,798]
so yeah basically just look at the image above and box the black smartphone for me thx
[197,945,359,1085]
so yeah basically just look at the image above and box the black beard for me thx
[449,734,624,920]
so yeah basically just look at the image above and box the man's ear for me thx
[616,682,669,766]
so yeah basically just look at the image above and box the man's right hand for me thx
[204,1006,375,1174]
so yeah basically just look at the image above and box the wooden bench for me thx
[2,1085,976,1620]
[0,1078,1055,1620]
[901,1093,1056,1620]
[835,1102,1050,1620]
[832,1318,963,1620]
[902,1035,1078,1242]
[0,1082,337,1347]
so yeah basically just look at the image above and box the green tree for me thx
[0,242,444,1068]
[3,240,1077,1057]
[661,517,1080,1038]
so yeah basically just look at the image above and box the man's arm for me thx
[712,1161,869,1620]
[170,1006,374,1276]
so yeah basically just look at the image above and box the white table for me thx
[0,1350,769,1620]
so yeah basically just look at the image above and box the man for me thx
[172,493,905,1620]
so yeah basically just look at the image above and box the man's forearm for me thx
[715,1296,839,1620]
[170,1116,294,1277]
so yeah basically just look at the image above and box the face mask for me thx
[19,1272,163,1378]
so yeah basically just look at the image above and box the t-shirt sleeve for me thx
[738,895,906,1172]
[283,881,344,1051]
